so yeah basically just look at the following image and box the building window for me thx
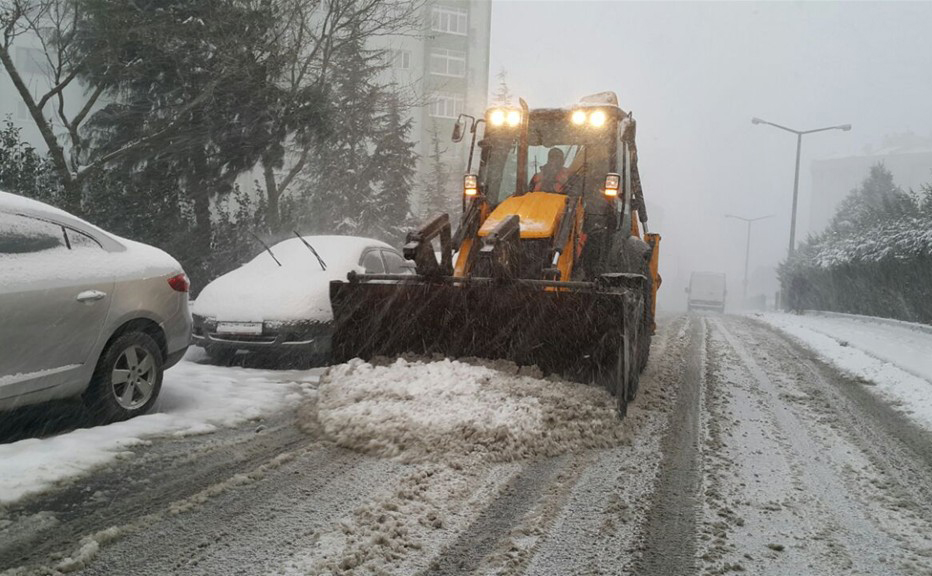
[429,48,466,78]
[430,6,468,36]
[391,49,411,70]
[429,92,464,119]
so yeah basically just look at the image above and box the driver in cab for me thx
[529,147,570,193]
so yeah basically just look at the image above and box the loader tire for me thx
[638,260,653,374]
[598,321,632,418]
[617,337,630,417]
[627,301,642,402]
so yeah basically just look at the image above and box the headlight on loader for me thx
[489,108,521,127]
[589,110,607,127]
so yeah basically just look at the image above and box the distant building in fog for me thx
[374,0,492,213]
[809,133,932,234]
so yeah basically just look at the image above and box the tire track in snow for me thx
[700,319,850,574]
[0,411,309,573]
[519,314,690,576]
[418,456,572,576]
[749,317,932,518]
[635,314,704,576]
[711,317,910,575]
[72,448,400,576]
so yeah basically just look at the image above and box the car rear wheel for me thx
[85,332,163,423]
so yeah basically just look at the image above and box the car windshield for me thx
[247,237,357,271]
[3,3,932,575]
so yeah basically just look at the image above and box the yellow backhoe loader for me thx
[329,92,661,415]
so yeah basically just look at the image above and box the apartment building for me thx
[375,0,493,211]
[809,133,932,234]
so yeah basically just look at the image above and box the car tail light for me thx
[168,273,190,293]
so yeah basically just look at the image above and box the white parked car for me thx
[191,235,411,363]
[0,191,192,422]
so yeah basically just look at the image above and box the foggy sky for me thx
[489,1,932,308]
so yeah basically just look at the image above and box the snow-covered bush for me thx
[780,164,932,322]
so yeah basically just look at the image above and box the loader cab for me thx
[477,107,621,209]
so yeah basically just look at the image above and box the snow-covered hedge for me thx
[780,164,932,323]
[796,216,932,268]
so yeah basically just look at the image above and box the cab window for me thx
[480,136,519,206]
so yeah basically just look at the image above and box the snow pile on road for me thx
[759,312,932,432]
[314,358,624,462]
[0,353,318,505]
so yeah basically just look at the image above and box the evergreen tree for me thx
[828,163,916,234]
[75,0,284,257]
[420,126,459,222]
[0,118,60,203]
[361,91,417,242]
[297,25,386,235]
[491,67,514,106]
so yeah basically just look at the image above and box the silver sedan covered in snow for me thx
[0,191,192,421]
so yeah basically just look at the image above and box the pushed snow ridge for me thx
[314,358,624,462]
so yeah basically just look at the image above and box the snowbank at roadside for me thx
[315,358,623,462]
[758,312,932,432]
[0,353,319,505]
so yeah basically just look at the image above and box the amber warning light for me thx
[464,174,478,197]
[603,173,620,197]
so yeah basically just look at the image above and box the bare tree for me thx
[259,0,422,232]
[0,0,213,211]
[491,66,513,107]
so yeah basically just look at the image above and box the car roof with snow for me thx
[0,190,125,252]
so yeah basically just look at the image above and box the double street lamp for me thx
[751,117,851,257]
[725,213,774,302]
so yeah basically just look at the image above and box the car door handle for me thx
[76,290,107,303]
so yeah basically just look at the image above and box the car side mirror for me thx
[452,114,468,143]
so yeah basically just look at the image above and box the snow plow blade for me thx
[329,274,645,390]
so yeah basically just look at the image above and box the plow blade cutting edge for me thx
[329,275,646,410]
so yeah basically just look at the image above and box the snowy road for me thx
[3,314,932,575]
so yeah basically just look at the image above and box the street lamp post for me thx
[751,118,851,257]
[725,214,774,302]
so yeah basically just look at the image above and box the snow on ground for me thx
[758,311,932,433]
[315,357,624,463]
[0,351,319,505]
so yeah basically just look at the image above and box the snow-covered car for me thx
[0,191,192,422]
[191,235,411,363]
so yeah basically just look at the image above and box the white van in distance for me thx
[686,272,727,313]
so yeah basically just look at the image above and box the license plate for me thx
[216,322,263,335]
